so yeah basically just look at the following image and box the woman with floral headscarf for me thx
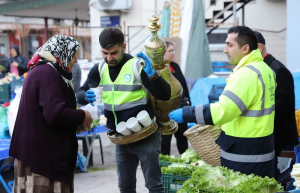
[9,35,93,193]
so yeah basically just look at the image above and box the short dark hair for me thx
[254,31,266,45]
[99,27,124,49]
[228,26,258,52]
[165,41,174,48]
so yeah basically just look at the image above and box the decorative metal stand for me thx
[144,16,183,135]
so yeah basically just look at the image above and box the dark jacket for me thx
[170,61,190,132]
[77,53,171,130]
[72,63,82,93]
[5,45,29,76]
[217,131,275,178]
[264,54,299,155]
[9,64,85,183]
[170,62,191,107]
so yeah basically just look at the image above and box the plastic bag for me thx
[75,153,87,170]
[80,104,102,120]
[0,105,10,139]
[8,87,22,136]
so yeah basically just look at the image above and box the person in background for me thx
[161,41,190,155]
[77,28,170,193]
[72,62,82,93]
[169,26,277,178]
[4,45,28,76]
[9,35,93,193]
[28,50,33,59]
[255,31,299,180]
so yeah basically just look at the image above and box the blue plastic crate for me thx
[11,76,24,93]
[0,83,10,103]
[208,84,226,103]
[212,61,234,72]
[10,76,25,100]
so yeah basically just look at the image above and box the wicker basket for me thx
[107,122,158,145]
[184,124,221,167]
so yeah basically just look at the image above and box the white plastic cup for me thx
[137,110,153,127]
[90,87,103,105]
[116,121,132,136]
[126,117,142,132]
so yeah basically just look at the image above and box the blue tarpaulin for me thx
[293,72,300,109]
[189,77,226,106]
[190,73,299,109]
[158,5,170,38]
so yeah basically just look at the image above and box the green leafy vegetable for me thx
[161,163,195,176]
[178,165,283,193]
[92,119,100,128]
[180,149,201,163]
[0,65,6,72]
[159,154,184,163]
[159,149,201,164]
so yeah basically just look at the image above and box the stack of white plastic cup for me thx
[90,87,103,105]
[116,121,132,136]
[89,87,103,120]
[137,110,153,127]
[126,117,142,132]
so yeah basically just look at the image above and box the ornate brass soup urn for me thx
[144,15,183,135]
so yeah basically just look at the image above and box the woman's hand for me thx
[76,110,93,134]
[83,110,93,131]
[13,61,19,67]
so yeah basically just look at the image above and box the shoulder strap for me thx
[132,58,148,96]
[98,60,106,79]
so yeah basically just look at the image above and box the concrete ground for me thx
[0,132,187,193]
[74,168,147,193]
[74,132,184,192]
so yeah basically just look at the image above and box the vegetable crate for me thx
[0,83,10,103]
[162,173,190,193]
[159,161,172,167]
[11,76,24,93]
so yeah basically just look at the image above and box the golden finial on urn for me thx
[144,15,183,135]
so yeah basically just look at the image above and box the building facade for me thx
[89,0,287,69]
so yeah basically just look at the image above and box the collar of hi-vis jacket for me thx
[227,49,263,83]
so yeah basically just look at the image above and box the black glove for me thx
[180,97,190,108]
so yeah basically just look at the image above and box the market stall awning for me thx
[0,0,89,21]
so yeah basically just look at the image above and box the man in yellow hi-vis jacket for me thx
[169,26,276,178]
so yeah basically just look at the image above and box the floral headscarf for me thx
[28,35,80,87]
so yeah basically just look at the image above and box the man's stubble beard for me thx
[105,50,124,67]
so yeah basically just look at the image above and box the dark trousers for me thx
[115,129,164,193]
[275,148,281,181]
[275,148,294,189]
[161,123,188,155]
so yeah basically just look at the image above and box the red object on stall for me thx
[2,102,10,108]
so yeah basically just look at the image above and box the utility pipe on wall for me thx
[233,4,236,26]
[44,17,48,42]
